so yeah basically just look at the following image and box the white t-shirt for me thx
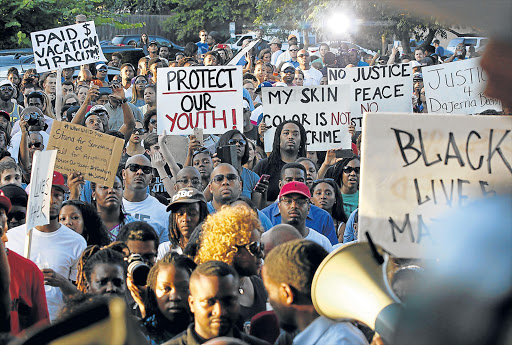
[305,227,333,252]
[6,224,86,321]
[123,195,170,244]
[301,67,323,86]
[157,241,183,260]
[8,130,50,163]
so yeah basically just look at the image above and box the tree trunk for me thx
[399,31,411,54]
[303,29,309,50]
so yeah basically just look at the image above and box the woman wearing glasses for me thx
[131,75,148,107]
[326,156,361,217]
[143,109,158,134]
[217,129,260,198]
[195,204,267,330]
[124,121,146,159]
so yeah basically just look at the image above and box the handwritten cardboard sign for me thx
[25,150,57,230]
[157,66,243,135]
[422,58,502,114]
[359,113,512,258]
[261,85,352,152]
[31,21,106,73]
[47,122,124,187]
[328,64,413,130]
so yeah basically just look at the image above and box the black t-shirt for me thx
[253,157,286,202]
[244,125,258,141]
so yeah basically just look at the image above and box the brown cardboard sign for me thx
[47,121,124,187]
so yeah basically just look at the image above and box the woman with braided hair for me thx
[325,156,361,217]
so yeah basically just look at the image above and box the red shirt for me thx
[7,249,49,334]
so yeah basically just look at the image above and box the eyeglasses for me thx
[289,49,298,52]
[176,178,201,186]
[98,69,107,72]
[132,128,146,135]
[149,119,157,125]
[135,79,148,85]
[211,173,239,184]
[28,142,42,149]
[279,197,309,207]
[343,166,360,174]
[236,241,264,257]
[298,54,309,57]
[8,211,26,223]
[126,164,152,174]
[227,138,246,146]
[0,86,13,92]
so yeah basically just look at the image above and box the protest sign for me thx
[157,66,243,135]
[31,21,106,73]
[25,150,57,230]
[359,113,512,258]
[328,64,413,130]
[47,121,124,187]
[422,58,502,114]
[261,85,352,152]
[227,40,258,65]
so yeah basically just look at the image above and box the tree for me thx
[161,0,258,43]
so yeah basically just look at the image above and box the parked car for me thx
[446,36,488,55]
[111,35,184,51]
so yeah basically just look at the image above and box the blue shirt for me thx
[207,201,273,231]
[356,60,369,67]
[196,42,209,55]
[286,60,300,68]
[243,88,255,111]
[435,46,445,56]
[240,167,259,199]
[261,202,338,245]
[343,208,358,243]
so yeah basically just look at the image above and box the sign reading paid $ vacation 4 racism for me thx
[328,64,413,130]
[262,85,352,152]
[157,66,243,135]
[422,57,502,114]
[31,21,105,73]
[359,113,512,258]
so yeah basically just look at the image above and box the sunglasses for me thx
[284,68,295,74]
[313,178,335,184]
[343,166,360,174]
[135,79,148,85]
[28,142,42,149]
[0,86,13,92]
[133,128,147,135]
[192,147,211,157]
[211,173,239,184]
[149,119,157,124]
[236,241,264,257]
[227,138,246,146]
[8,211,26,223]
[98,69,107,72]
[126,164,152,174]
[289,49,298,52]
[298,54,309,57]
[176,178,201,186]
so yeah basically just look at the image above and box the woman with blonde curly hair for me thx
[196,204,267,330]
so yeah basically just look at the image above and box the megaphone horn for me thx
[312,232,402,344]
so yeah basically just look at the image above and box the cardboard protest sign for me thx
[47,122,124,187]
[25,150,57,230]
[31,21,106,73]
[157,66,243,135]
[422,58,502,114]
[359,113,512,258]
[261,85,352,152]
[227,40,258,65]
[328,64,413,130]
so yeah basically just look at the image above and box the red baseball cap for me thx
[52,171,69,193]
[0,190,12,213]
[279,181,311,199]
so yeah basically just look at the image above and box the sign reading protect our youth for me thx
[47,121,124,187]
[157,66,243,135]
[26,150,57,230]
[359,113,512,258]
[31,21,106,73]
[328,64,413,130]
[422,58,502,114]
[261,85,352,152]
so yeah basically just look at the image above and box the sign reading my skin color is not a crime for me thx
[30,21,105,73]
[157,66,243,135]
[358,113,512,258]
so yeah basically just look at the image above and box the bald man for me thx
[173,166,202,192]
[122,154,169,243]
[261,224,302,256]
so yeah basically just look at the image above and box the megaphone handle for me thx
[365,232,384,265]
[375,302,402,345]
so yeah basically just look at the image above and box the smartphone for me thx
[193,127,204,146]
[98,87,112,95]
[336,149,354,159]
[216,145,237,165]
[254,174,270,190]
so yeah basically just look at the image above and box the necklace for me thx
[239,277,245,295]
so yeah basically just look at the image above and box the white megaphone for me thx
[312,233,402,344]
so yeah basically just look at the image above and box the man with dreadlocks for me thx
[254,120,307,203]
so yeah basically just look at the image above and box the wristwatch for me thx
[120,98,127,104]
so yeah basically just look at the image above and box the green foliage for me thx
[162,0,258,42]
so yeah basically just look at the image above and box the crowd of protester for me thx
[0,13,509,345]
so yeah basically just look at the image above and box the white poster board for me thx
[359,113,512,258]
[422,58,502,114]
[25,150,58,230]
[228,40,257,65]
[328,64,413,130]
[157,66,243,135]
[262,85,353,152]
[31,21,106,73]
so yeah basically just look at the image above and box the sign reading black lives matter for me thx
[359,113,512,258]
[422,58,502,114]
[328,64,413,130]
[262,85,352,152]
[157,66,243,135]
[31,21,106,73]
